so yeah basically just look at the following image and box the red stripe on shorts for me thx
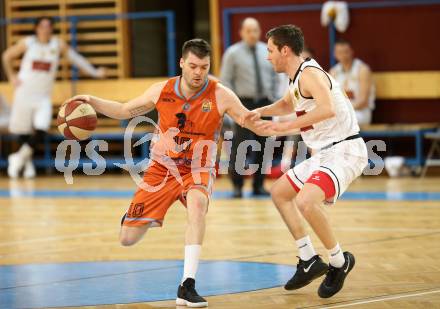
[306,171,336,199]
[286,174,300,193]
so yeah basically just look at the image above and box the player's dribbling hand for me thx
[62,95,92,107]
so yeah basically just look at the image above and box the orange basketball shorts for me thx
[123,161,216,227]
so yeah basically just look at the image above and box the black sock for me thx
[18,134,31,148]
[27,130,46,151]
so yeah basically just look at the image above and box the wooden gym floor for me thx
[1,174,440,308]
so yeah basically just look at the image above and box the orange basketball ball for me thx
[57,100,97,140]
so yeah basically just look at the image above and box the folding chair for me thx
[421,128,440,177]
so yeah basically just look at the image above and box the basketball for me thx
[57,100,97,141]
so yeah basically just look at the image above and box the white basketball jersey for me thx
[331,58,375,110]
[17,36,61,96]
[289,58,360,149]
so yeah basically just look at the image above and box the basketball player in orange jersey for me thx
[67,39,268,307]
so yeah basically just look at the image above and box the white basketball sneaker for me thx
[7,144,33,179]
[7,153,22,179]
[23,159,36,179]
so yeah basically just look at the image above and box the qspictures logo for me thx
[55,116,386,191]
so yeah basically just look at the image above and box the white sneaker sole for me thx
[23,165,36,179]
[176,297,208,307]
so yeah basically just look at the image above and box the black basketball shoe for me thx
[176,278,208,307]
[284,255,328,290]
[318,251,355,298]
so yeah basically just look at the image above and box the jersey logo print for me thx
[294,88,300,100]
[201,99,212,112]
[161,97,175,103]
[32,61,51,72]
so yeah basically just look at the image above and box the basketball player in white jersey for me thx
[246,25,368,298]
[2,16,105,178]
[330,39,375,125]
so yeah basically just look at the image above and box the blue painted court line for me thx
[0,189,136,198]
[1,189,440,200]
[0,260,295,308]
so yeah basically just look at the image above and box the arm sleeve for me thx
[67,48,101,78]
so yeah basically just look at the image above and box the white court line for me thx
[1,225,438,247]
[208,224,440,233]
[319,289,440,308]
[0,230,115,247]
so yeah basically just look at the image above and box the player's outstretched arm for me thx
[67,81,166,120]
[256,68,336,136]
[274,67,335,132]
[241,90,294,125]
[59,40,106,79]
[216,83,277,136]
[256,90,294,117]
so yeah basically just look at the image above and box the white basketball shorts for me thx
[9,87,52,134]
[287,137,369,204]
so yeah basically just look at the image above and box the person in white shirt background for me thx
[329,39,375,126]
[2,16,105,178]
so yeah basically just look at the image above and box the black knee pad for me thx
[28,130,47,150]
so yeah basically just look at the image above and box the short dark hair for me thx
[34,16,54,28]
[335,38,351,46]
[266,24,304,56]
[182,39,211,59]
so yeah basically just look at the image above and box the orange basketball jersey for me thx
[150,76,222,169]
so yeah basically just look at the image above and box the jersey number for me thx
[173,136,192,153]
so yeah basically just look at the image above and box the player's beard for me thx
[186,75,205,90]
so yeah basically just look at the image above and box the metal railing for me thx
[0,10,177,80]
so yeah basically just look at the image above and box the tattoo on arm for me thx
[129,106,150,117]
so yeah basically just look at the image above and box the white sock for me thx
[328,243,345,268]
[295,235,316,261]
[18,144,33,159]
[182,244,201,283]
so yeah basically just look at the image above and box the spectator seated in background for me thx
[330,39,375,125]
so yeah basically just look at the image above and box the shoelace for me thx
[296,255,319,269]
[183,283,199,295]
[324,266,337,285]
[296,256,306,268]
